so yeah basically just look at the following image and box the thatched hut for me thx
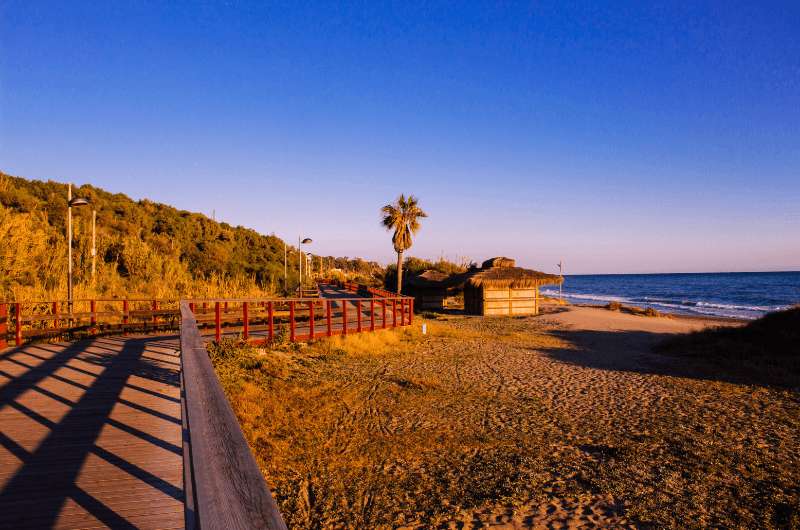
[404,269,449,310]
[463,257,562,316]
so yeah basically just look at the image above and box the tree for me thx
[380,194,427,293]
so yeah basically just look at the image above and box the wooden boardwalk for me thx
[0,335,184,529]
[0,285,404,528]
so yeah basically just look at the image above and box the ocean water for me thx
[540,272,800,320]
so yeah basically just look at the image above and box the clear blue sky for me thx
[1,1,798,273]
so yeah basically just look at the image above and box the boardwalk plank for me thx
[0,335,184,529]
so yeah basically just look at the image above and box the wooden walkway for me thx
[0,335,184,529]
[0,285,399,528]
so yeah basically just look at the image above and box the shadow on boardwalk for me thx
[0,335,184,529]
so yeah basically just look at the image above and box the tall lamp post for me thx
[67,184,91,314]
[298,237,312,290]
[91,209,97,284]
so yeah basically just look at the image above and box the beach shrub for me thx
[644,307,660,317]
[604,301,660,317]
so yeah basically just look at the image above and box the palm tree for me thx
[381,194,427,294]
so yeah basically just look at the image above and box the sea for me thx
[540,271,800,320]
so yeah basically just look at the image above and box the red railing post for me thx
[289,301,296,342]
[342,300,348,335]
[215,302,221,342]
[224,301,228,313]
[242,302,249,341]
[189,302,195,313]
[268,301,274,342]
[409,299,414,324]
[398,299,403,326]
[357,300,362,333]
[52,301,59,330]
[15,303,22,346]
[308,301,315,340]
[326,300,332,337]
[0,303,7,349]
[123,300,129,335]
[392,299,397,328]
[369,299,375,331]
[152,300,158,327]
[90,299,97,332]
[382,299,387,329]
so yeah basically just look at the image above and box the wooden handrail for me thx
[180,302,286,530]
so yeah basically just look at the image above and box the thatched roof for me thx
[481,257,515,269]
[465,257,563,289]
[405,269,449,287]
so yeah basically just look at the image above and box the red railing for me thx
[185,294,412,344]
[0,298,181,349]
[330,279,398,298]
[0,284,414,348]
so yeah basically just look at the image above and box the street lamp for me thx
[67,184,91,314]
[298,237,312,289]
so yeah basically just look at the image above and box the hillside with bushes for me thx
[0,171,382,300]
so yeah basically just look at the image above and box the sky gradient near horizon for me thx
[1,1,798,274]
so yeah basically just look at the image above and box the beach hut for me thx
[463,257,563,316]
[404,269,449,310]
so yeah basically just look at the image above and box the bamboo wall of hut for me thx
[463,257,562,317]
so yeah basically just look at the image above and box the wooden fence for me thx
[0,298,180,348]
[332,279,398,298]
[0,284,413,348]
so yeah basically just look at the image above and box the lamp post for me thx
[298,237,312,290]
[91,209,97,284]
[67,184,91,315]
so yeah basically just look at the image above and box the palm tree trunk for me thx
[396,250,404,294]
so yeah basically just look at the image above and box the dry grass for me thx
[210,315,800,529]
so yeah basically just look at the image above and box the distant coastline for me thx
[542,271,800,320]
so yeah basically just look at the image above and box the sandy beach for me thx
[214,304,800,529]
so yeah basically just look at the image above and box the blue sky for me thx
[1,1,798,273]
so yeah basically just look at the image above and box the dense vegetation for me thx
[0,171,381,300]
[383,256,470,291]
